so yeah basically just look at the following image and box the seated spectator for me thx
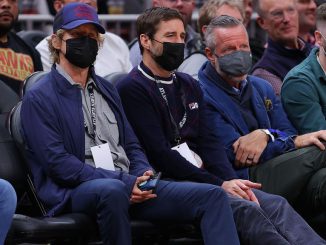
[198,15,326,221]
[0,179,16,244]
[297,0,317,44]
[178,0,245,80]
[129,0,201,68]
[117,10,324,244]
[282,3,326,134]
[0,0,42,94]
[36,0,132,77]
[21,4,241,244]
[251,0,314,96]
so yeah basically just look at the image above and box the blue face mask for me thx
[215,50,252,77]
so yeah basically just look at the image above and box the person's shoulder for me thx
[8,32,31,50]
[285,49,317,80]
[116,67,142,89]
[103,32,128,47]
[36,36,50,50]
[175,71,201,91]
[23,72,53,101]
[248,75,275,94]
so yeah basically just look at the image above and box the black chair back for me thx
[17,30,47,48]
[104,71,128,87]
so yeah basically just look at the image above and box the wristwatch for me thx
[261,129,275,142]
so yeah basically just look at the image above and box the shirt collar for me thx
[138,62,174,84]
[56,64,94,88]
[232,79,248,95]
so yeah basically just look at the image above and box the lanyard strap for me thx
[155,74,187,144]
[84,84,97,140]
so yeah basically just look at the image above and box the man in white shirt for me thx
[36,0,132,77]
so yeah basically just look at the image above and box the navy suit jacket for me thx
[199,61,297,179]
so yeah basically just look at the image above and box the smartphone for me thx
[138,172,162,192]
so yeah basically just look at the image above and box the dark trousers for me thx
[68,179,239,245]
[230,189,325,245]
[250,145,326,210]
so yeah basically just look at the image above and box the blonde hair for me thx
[198,0,245,39]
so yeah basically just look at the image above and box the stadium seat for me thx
[17,30,47,48]
[104,71,128,86]
[5,71,203,244]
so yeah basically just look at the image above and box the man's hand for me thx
[222,179,261,205]
[130,171,157,204]
[233,129,269,167]
[294,130,326,150]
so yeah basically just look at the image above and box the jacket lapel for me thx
[202,79,249,136]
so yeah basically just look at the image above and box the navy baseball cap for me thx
[53,2,105,34]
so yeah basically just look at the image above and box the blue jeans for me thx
[68,179,240,245]
[0,179,16,244]
[229,189,325,245]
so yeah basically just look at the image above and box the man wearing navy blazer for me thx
[199,15,326,217]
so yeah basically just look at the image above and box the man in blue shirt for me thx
[199,15,326,223]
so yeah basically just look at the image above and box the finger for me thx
[235,181,250,191]
[136,175,150,184]
[246,189,260,206]
[244,159,254,167]
[313,138,326,150]
[253,152,260,164]
[235,148,247,167]
[239,151,250,166]
[241,180,262,189]
[130,195,144,203]
[228,190,244,199]
[234,187,250,200]
[233,140,240,153]
[143,170,154,176]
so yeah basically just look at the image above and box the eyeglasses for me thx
[165,0,193,4]
[268,7,296,22]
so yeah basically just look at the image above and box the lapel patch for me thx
[188,102,199,110]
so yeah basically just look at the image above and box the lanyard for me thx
[84,84,97,140]
[155,74,187,144]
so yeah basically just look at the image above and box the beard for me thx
[0,18,17,39]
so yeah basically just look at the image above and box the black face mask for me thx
[152,40,185,71]
[64,36,98,68]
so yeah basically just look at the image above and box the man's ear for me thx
[256,16,267,30]
[53,0,63,13]
[315,31,323,47]
[140,34,151,52]
[201,25,207,37]
[51,34,61,50]
[205,47,215,63]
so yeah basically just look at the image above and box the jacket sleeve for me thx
[282,74,326,134]
[257,83,297,162]
[21,91,137,195]
[117,79,223,185]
